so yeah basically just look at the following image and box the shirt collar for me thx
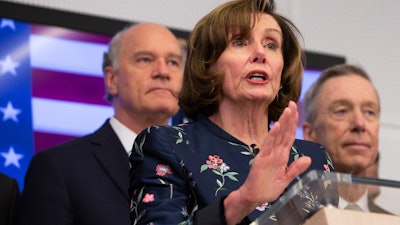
[338,190,370,212]
[109,116,137,156]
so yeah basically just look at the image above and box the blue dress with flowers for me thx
[129,114,334,225]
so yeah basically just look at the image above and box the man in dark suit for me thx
[302,64,390,213]
[16,22,184,225]
[0,173,19,225]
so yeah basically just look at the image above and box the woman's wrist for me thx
[223,190,255,225]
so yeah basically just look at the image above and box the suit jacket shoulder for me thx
[369,200,393,214]
[18,120,131,225]
[0,173,20,225]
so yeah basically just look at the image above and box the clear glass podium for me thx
[251,170,400,225]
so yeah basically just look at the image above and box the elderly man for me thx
[302,64,389,213]
[17,22,184,225]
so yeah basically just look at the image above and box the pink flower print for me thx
[256,202,269,211]
[323,164,332,187]
[201,155,238,196]
[323,164,330,172]
[206,155,223,169]
[142,193,155,203]
[156,164,173,176]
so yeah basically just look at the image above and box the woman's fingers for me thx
[262,101,298,156]
[286,156,312,181]
[274,101,298,145]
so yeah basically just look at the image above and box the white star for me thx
[1,146,24,168]
[0,55,20,76]
[0,19,16,30]
[0,101,22,122]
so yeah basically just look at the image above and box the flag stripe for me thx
[31,24,111,45]
[30,34,107,77]
[32,97,113,137]
[32,68,109,106]
[34,131,78,153]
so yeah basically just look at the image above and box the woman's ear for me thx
[104,66,118,97]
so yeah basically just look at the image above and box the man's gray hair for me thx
[303,64,380,124]
[102,24,135,102]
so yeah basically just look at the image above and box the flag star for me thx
[1,146,24,168]
[0,55,20,76]
[0,101,22,122]
[0,19,16,30]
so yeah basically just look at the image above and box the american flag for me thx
[0,18,114,189]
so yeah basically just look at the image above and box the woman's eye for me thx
[266,42,278,50]
[232,39,246,47]
[262,40,279,50]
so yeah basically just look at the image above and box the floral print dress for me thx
[129,114,334,225]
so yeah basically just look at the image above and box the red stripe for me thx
[30,24,111,45]
[34,131,78,153]
[32,68,111,106]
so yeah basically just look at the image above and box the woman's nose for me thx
[252,56,266,63]
[251,43,266,64]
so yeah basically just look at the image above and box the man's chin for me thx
[152,104,179,116]
[337,163,366,175]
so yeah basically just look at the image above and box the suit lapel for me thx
[368,199,392,214]
[91,121,130,199]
